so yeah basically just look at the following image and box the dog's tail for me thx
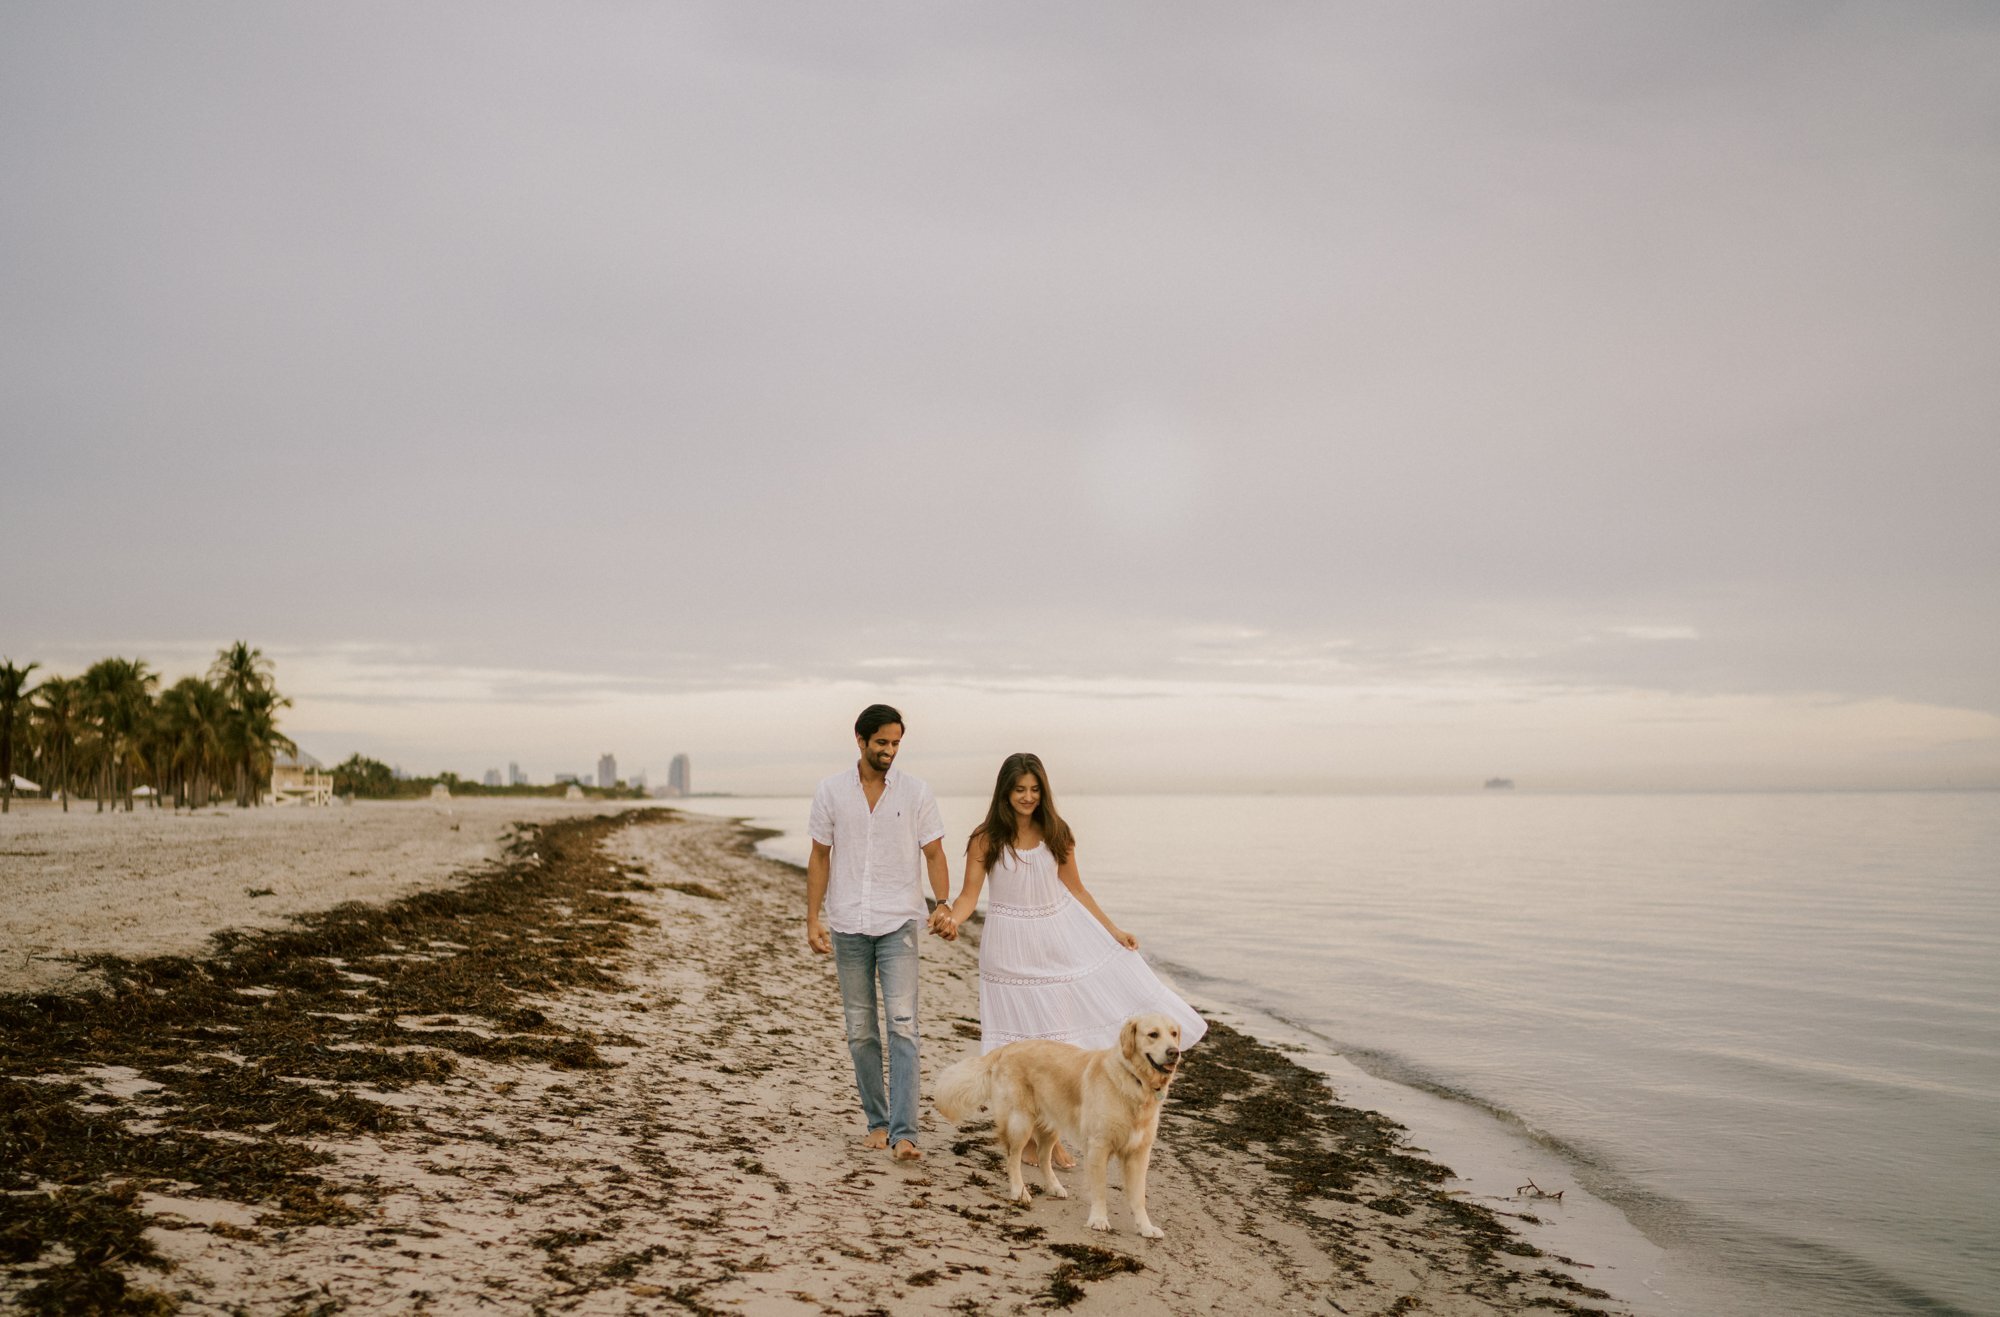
[932,1051,994,1125]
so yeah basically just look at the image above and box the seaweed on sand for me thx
[1039,1242,1144,1308]
[0,811,663,1314]
[1165,1020,1536,1268]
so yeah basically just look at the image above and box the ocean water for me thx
[675,790,2000,1316]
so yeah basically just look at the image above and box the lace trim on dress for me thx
[984,1022,1103,1045]
[988,898,1067,919]
[979,946,1124,987]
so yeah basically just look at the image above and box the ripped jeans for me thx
[830,919,921,1147]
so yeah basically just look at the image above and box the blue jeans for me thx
[831,919,921,1147]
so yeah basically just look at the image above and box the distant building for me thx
[508,761,526,787]
[271,751,332,807]
[598,753,617,789]
[483,769,502,788]
[668,753,691,798]
[629,771,646,791]
[555,772,582,785]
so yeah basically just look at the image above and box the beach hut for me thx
[271,752,334,806]
[8,773,39,793]
[429,782,451,800]
[564,783,584,800]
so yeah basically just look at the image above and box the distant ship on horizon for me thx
[1484,777,1515,790]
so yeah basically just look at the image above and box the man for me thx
[806,704,953,1161]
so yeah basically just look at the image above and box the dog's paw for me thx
[1138,1223,1165,1240]
[1050,1185,1070,1199]
[1087,1214,1112,1232]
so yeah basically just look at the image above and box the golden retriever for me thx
[933,1012,1183,1238]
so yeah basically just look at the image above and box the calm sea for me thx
[677,790,2000,1316]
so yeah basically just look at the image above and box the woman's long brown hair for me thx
[968,752,1075,869]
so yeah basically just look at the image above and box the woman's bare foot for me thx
[862,1129,889,1150]
[892,1139,922,1161]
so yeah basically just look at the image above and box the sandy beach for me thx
[1,804,1625,1315]
[0,798,638,997]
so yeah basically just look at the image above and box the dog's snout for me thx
[1164,1046,1181,1061]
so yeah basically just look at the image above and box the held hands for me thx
[927,904,960,941]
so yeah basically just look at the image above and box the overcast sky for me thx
[4,2,1997,792]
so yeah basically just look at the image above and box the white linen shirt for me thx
[809,766,946,937]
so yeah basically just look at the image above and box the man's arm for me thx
[921,838,953,937]
[923,837,949,904]
[806,840,832,954]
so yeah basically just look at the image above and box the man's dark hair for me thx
[855,704,905,740]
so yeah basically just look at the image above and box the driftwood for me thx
[1515,1178,1565,1202]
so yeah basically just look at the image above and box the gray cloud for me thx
[4,2,1996,741]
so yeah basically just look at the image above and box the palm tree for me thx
[210,642,281,807]
[82,658,158,812]
[156,676,229,809]
[236,686,296,806]
[0,659,40,814]
[32,675,82,811]
[81,660,117,812]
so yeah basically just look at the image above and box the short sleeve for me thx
[808,781,835,847]
[913,785,945,847]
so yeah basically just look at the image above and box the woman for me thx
[939,751,1206,1064]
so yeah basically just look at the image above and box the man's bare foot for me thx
[1024,1139,1076,1170]
[1052,1143,1077,1170]
[862,1129,889,1150]
[892,1139,922,1161]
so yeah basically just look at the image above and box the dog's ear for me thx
[1119,1016,1142,1063]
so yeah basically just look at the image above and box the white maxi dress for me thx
[978,842,1207,1054]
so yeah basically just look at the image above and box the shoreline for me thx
[2,805,1628,1313]
[726,801,1671,1314]
[1183,997,1671,1315]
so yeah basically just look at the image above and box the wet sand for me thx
[0,805,1624,1314]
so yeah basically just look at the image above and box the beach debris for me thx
[1040,1242,1144,1308]
[0,812,656,1312]
[1516,1178,1565,1202]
